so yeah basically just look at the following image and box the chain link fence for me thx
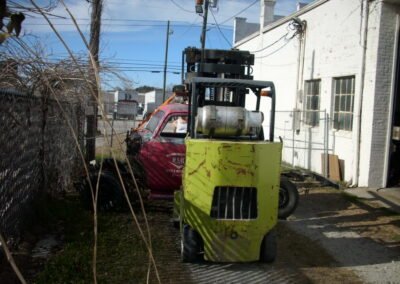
[266,109,333,176]
[95,101,141,158]
[0,89,84,244]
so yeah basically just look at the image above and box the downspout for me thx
[352,0,369,186]
[293,20,307,167]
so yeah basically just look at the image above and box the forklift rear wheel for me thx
[260,228,277,263]
[181,225,202,263]
[278,177,299,219]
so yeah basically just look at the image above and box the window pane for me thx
[308,82,312,95]
[339,113,345,129]
[145,111,164,133]
[305,80,320,126]
[305,112,310,124]
[334,95,340,111]
[333,113,338,129]
[345,79,350,94]
[340,95,346,111]
[312,82,317,95]
[341,79,346,94]
[161,115,188,134]
[312,95,319,110]
[344,114,350,130]
[345,95,351,112]
[335,80,340,94]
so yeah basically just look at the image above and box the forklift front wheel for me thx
[260,228,277,263]
[181,225,202,263]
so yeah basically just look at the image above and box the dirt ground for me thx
[0,188,399,283]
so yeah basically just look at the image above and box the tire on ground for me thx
[181,225,202,263]
[259,228,277,263]
[278,176,299,219]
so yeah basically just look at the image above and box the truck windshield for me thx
[145,111,164,133]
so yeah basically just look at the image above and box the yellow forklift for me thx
[175,48,282,263]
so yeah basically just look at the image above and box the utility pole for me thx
[199,0,209,70]
[162,20,170,102]
[86,0,103,162]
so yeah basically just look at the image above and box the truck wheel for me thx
[260,228,277,263]
[181,225,202,263]
[80,171,125,212]
[278,177,299,219]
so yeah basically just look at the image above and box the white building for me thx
[235,0,400,188]
[114,89,138,102]
[141,89,172,114]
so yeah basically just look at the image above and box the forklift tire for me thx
[259,228,277,263]
[181,225,202,263]
[80,170,125,212]
[278,177,299,219]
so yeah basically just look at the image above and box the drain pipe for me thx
[352,0,369,187]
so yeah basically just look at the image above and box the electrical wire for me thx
[250,33,288,53]
[174,16,201,39]
[219,0,259,25]
[169,0,195,14]
[210,8,231,47]
[27,22,232,30]
[255,39,292,59]
[252,19,304,56]
[256,20,304,59]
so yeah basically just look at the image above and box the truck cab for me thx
[127,103,188,199]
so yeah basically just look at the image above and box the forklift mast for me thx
[181,47,276,141]
[181,47,254,108]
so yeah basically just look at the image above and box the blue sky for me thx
[21,0,313,89]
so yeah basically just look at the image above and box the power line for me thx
[220,0,258,25]
[169,0,195,14]
[27,22,232,30]
[210,9,231,47]
[41,17,194,24]
[49,54,182,64]
[28,16,232,28]
[174,16,202,39]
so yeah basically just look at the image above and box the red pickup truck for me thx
[128,103,188,199]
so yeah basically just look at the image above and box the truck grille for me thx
[210,187,257,220]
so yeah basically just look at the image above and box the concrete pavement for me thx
[344,187,400,214]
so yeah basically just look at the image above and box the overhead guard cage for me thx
[187,77,276,142]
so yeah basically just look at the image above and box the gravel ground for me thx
[2,188,398,283]
[287,188,400,283]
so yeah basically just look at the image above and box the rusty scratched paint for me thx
[235,167,255,176]
[236,168,247,175]
[188,159,206,176]
[217,144,232,155]
[205,166,211,178]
